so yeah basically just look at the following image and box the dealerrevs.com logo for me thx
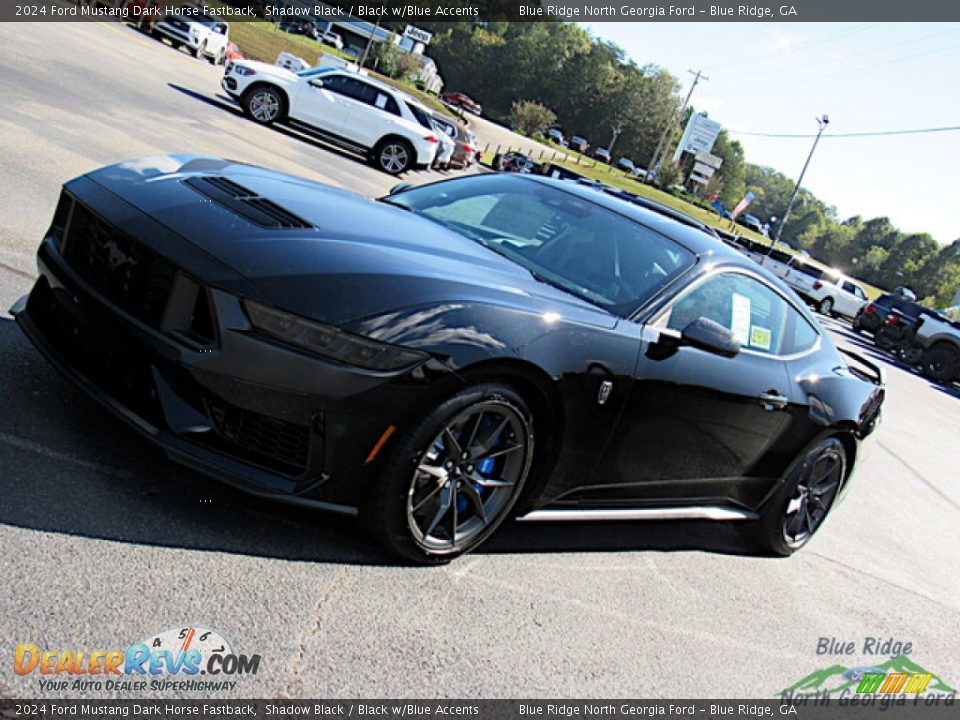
[14,626,260,693]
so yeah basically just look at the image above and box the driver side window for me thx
[663,273,816,356]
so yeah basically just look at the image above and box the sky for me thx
[580,22,960,245]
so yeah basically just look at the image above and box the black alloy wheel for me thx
[752,437,847,556]
[364,383,534,564]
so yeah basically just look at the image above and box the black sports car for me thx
[12,156,885,563]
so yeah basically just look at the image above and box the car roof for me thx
[520,175,744,262]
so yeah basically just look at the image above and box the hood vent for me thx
[183,176,314,230]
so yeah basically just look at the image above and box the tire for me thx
[896,346,923,366]
[362,382,535,564]
[242,86,284,125]
[138,18,150,33]
[374,138,415,175]
[750,437,847,556]
[921,344,960,384]
[215,48,226,65]
[817,297,834,315]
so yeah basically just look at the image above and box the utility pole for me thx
[774,115,829,244]
[647,69,708,184]
[608,120,624,155]
[358,19,381,70]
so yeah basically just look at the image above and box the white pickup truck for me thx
[152,5,230,65]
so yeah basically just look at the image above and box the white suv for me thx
[221,63,439,174]
[153,5,230,65]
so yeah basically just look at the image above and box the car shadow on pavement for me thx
[166,84,385,171]
[0,317,762,566]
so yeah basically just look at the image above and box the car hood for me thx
[83,156,617,329]
[230,59,299,80]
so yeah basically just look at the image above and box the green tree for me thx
[509,100,557,136]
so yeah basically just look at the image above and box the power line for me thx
[729,125,960,139]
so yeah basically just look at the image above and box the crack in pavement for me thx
[278,567,354,698]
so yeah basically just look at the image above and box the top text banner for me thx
[4,0,960,22]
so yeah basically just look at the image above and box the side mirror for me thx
[389,183,413,195]
[308,79,325,89]
[680,317,740,358]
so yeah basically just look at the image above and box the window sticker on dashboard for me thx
[731,293,751,344]
[750,325,772,351]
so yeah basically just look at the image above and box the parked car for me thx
[279,21,318,40]
[736,214,764,234]
[805,275,869,318]
[593,147,612,164]
[439,92,482,116]
[494,151,539,174]
[430,117,456,170]
[547,128,564,145]
[430,113,477,169]
[616,157,635,172]
[569,136,589,153]
[225,41,244,63]
[152,5,231,65]
[124,0,161,31]
[12,161,885,563]
[852,293,932,337]
[320,31,344,51]
[222,64,439,174]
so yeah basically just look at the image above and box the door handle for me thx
[758,391,789,411]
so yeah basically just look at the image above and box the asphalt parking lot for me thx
[1,21,958,700]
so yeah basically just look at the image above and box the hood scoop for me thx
[183,176,314,230]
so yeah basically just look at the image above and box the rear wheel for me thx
[374,139,415,175]
[921,344,959,384]
[817,297,834,315]
[242,86,284,125]
[363,383,534,564]
[751,438,846,556]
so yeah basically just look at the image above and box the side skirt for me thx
[517,506,758,523]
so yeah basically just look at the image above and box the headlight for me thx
[233,65,256,77]
[244,300,428,372]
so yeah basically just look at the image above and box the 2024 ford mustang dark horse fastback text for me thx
[12,156,885,563]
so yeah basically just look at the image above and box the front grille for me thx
[63,202,177,329]
[207,400,311,473]
[168,18,188,30]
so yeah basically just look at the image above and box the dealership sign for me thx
[403,25,432,45]
[673,112,722,161]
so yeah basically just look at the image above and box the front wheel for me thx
[750,437,847,556]
[242,86,284,125]
[362,383,535,564]
[374,139,415,175]
[817,297,834,315]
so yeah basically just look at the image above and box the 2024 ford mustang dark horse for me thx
[12,156,885,563]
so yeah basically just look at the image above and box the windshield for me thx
[297,67,337,78]
[383,175,695,316]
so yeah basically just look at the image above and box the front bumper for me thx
[154,22,200,50]
[12,191,453,511]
